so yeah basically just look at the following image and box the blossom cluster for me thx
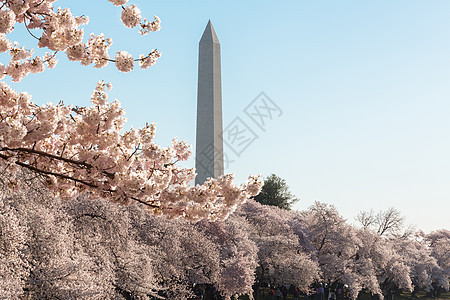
[121,5,141,28]
[0,81,262,220]
[0,35,57,82]
[0,0,161,81]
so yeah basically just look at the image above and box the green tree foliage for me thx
[253,174,298,210]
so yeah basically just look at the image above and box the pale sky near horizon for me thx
[4,1,450,233]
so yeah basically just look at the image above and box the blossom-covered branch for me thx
[0,81,262,220]
[0,0,162,82]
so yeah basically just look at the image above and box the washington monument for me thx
[195,20,224,185]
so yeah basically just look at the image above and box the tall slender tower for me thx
[195,20,224,185]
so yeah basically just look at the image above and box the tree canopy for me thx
[2,177,448,299]
[253,174,298,210]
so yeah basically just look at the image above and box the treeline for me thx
[0,174,448,299]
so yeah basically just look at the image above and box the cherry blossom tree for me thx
[302,202,366,298]
[356,208,448,298]
[301,202,413,299]
[0,172,140,298]
[0,190,28,298]
[196,214,259,299]
[356,228,413,299]
[127,204,221,299]
[425,229,450,296]
[21,199,111,298]
[393,236,447,295]
[64,196,160,298]
[426,229,450,276]
[238,200,320,292]
[0,0,262,221]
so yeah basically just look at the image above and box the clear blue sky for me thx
[5,0,450,232]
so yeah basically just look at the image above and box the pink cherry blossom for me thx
[108,0,129,6]
[0,34,11,52]
[0,9,15,34]
[121,4,141,28]
[139,49,161,69]
[114,50,134,72]
[139,15,161,35]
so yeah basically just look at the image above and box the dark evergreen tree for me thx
[253,174,298,210]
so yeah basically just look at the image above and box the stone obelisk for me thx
[195,20,224,185]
